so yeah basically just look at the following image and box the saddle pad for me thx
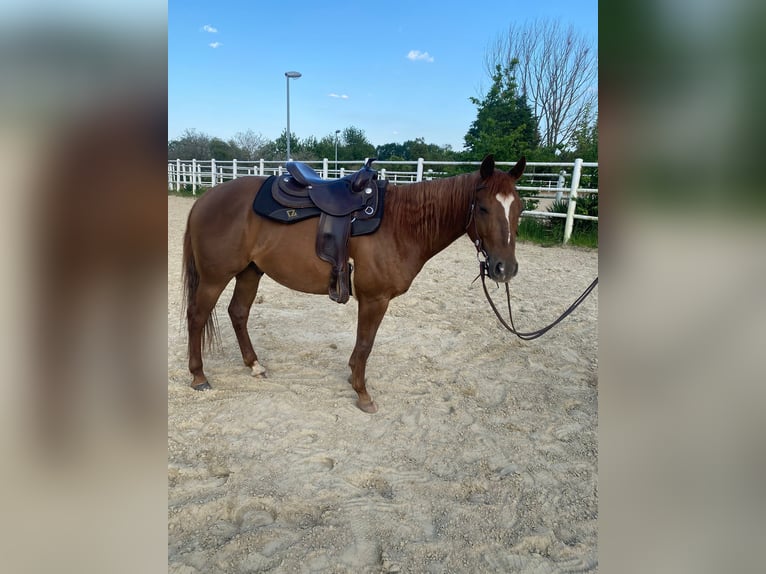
[253,175,321,222]
[252,175,387,236]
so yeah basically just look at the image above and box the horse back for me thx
[186,177,269,275]
[189,176,268,225]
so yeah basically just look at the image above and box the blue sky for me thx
[169,0,597,151]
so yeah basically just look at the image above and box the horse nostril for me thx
[512,261,519,277]
[494,261,505,277]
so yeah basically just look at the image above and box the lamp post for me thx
[334,129,340,175]
[284,71,301,162]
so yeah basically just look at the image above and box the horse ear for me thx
[480,154,495,180]
[508,156,526,179]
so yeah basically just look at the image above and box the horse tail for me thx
[182,212,220,352]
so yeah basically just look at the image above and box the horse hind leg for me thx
[228,263,267,377]
[187,278,228,390]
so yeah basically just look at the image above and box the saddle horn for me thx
[352,158,378,192]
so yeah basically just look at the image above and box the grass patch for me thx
[518,215,598,249]
[567,227,598,248]
[168,185,209,197]
[518,217,561,246]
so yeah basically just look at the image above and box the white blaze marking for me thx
[495,193,515,244]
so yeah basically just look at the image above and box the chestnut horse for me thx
[183,154,525,412]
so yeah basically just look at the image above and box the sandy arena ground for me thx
[168,195,598,573]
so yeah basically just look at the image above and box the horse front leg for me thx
[349,297,390,413]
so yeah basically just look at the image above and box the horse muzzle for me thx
[486,257,518,283]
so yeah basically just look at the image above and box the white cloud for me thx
[209,42,222,48]
[406,50,434,63]
[328,93,349,99]
[202,25,218,33]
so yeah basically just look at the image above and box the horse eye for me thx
[478,205,489,214]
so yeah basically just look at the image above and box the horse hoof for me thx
[356,399,378,414]
[251,362,267,378]
[192,382,212,391]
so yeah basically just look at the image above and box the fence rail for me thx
[168,157,598,244]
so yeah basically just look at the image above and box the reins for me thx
[478,263,598,340]
[467,182,598,340]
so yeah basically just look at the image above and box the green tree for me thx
[339,126,376,162]
[464,62,540,161]
[563,109,598,189]
[272,129,300,160]
[376,142,408,161]
[485,20,597,151]
[308,133,338,161]
[376,139,458,163]
[168,128,212,160]
[209,137,244,161]
[566,108,598,162]
[299,135,321,160]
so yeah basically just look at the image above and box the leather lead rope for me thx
[479,261,598,340]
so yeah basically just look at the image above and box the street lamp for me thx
[285,71,301,162]
[334,129,340,174]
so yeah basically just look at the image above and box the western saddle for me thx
[267,159,385,304]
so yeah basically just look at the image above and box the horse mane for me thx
[385,171,480,245]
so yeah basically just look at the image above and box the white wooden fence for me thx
[168,157,598,244]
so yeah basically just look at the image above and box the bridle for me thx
[465,183,489,261]
[466,183,598,340]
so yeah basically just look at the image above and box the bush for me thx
[519,189,539,212]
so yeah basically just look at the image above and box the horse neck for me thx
[386,172,479,260]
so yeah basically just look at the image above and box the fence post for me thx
[210,158,216,186]
[563,158,583,244]
[322,158,329,179]
[232,158,238,180]
[380,168,386,180]
[555,169,566,201]
[416,158,424,182]
[175,159,181,191]
[191,159,197,194]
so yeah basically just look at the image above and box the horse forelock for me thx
[486,170,520,199]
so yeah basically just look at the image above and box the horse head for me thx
[469,154,526,283]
